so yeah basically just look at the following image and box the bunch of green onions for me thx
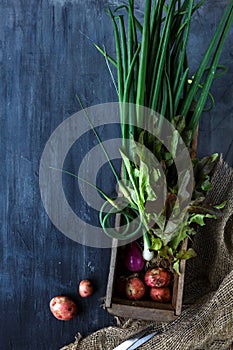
[95,0,233,261]
[96,0,233,143]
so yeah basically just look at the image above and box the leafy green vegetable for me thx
[150,236,163,250]
[173,260,180,275]
[189,213,217,226]
[91,0,232,270]
[201,176,211,191]
[214,201,227,209]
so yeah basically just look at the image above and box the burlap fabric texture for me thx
[61,158,233,350]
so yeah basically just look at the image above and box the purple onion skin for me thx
[124,242,145,272]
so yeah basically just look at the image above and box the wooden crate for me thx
[105,238,188,322]
[104,126,198,321]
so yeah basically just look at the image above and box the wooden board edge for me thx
[175,237,188,315]
[105,239,118,308]
[105,212,122,308]
[107,303,177,322]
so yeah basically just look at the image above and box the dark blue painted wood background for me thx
[0,1,232,349]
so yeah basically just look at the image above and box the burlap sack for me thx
[61,158,233,350]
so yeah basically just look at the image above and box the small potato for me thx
[49,296,77,321]
[125,277,145,300]
[150,287,171,303]
[144,267,172,287]
[78,279,94,298]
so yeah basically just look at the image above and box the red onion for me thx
[124,241,145,272]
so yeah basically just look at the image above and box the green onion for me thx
[188,4,233,133]
[92,0,233,261]
[179,1,233,123]
[136,0,151,111]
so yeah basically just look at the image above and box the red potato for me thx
[78,279,93,298]
[125,277,145,300]
[150,287,171,303]
[49,296,77,321]
[144,267,171,287]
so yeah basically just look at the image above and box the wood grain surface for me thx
[0,1,232,349]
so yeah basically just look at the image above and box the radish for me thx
[144,267,171,287]
[125,277,145,300]
[150,287,171,302]
[49,296,77,321]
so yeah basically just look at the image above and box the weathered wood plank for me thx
[107,303,177,322]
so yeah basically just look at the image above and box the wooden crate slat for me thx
[107,303,177,322]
